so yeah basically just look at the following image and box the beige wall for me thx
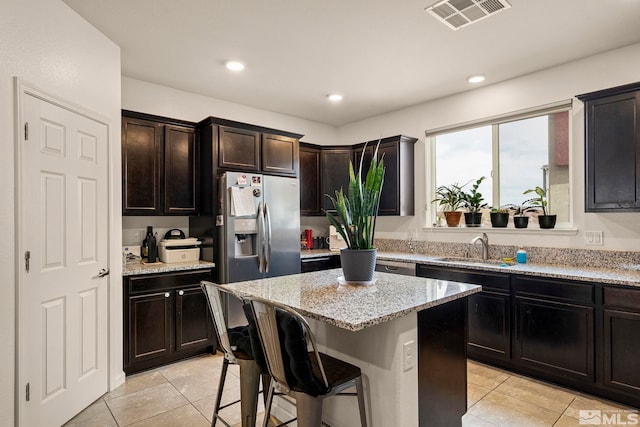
[337,43,640,251]
[0,0,121,424]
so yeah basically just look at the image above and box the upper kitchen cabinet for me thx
[122,111,197,215]
[353,135,417,216]
[577,82,640,211]
[321,147,353,213]
[199,117,302,179]
[299,143,322,215]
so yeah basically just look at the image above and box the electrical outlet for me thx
[403,340,415,371]
[585,230,604,246]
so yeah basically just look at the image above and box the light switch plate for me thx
[585,230,603,246]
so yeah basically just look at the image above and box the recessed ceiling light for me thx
[467,74,486,83]
[225,61,245,72]
[327,93,343,102]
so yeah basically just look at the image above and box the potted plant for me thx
[523,186,556,229]
[490,207,509,227]
[326,142,385,283]
[511,204,530,229]
[432,183,463,227]
[461,176,487,227]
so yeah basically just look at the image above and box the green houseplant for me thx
[461,176,487,227]
[326,142,385,283]
[432,183,464,227]
[523,186,556,229]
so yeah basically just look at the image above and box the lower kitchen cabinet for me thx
[417,263,640,408]
[513,276,595,382]
[300,255,340,272]
[124,269,214,374]
[417,265,511,362]
[603,286,640,398]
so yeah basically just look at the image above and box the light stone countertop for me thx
[222,268,481,331]
[122,260,215,276]
[377,251,640,288]
[300,249,339,259]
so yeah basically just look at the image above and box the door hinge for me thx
[26,383,30,401]
[25,251,30,273]
[24,122,28,141]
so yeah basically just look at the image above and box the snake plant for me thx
[325,142,385,249]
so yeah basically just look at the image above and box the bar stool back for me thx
[201,281,262,427]
[244,295,368,427]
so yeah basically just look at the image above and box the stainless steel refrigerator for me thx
[217,172,301,325]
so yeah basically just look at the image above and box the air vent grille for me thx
[425,0,511,30]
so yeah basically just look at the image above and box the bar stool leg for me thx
[212,358,229,427]
[261,382,276,427]
[295,393,323,427]
[238,359,261,427]
[355,376,368,427]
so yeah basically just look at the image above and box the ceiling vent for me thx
[425,0,511,30]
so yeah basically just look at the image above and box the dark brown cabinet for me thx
[300,255,340,272]
[321,147,353,212]
[124,269,214,374]
[416,265,511,361]
[122,111,197,215]
[603,286,640,398]
[262,133,299,176]
[299,143,322,215]
[218,126,261,171]
[353,135,417,216]
[577,83,640,211]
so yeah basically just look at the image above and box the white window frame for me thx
[425,100,577,233]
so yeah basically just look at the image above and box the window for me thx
[428,101,572,228]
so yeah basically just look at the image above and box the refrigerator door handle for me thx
[265,203,272,273]
[257,202,265,273]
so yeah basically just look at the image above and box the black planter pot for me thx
[513,216,529,228]
[538,215,557,229]
[490,212,509,228]
[464,212,483,227]
[340,248,377,283]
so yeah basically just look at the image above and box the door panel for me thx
[20,93,109,427]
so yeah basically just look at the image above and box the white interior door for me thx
[18,91,109,427]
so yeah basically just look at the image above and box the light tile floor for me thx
[64,353,637,427]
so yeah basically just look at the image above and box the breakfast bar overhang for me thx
[223,268,482,427]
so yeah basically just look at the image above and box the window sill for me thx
[425,226,579,236]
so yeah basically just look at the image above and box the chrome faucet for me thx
[471,233,489,260]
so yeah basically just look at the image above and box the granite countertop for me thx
[376,251,640,288]
[122,260,215,276]
[222,268,481,331]
[300,249,340,259]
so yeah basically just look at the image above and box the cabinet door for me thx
[262,133,298,176]
[164,125,197,214]
[128,291,172,364]
[468,292,510,360]
[300,256,339,272]
[175,286,213,352]
[514,297,594,382]
[585,90,640,211]
[122,117,161,214]
[321,148,352,212]
[218,126,260,171]
[299,144,321,215]
[603,309,640,396]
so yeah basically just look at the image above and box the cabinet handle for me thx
[179,290,184,296]
[164,292,170,298]
[475,303,479,314]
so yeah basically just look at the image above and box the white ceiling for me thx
[64,0,640,126]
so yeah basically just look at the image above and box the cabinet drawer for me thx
[513,276,594,305]
[604,286,640,311]
[128,270,212,295]
[418,265,510,293]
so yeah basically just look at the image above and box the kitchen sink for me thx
[432,257,506,266]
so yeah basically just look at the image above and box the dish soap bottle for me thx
[516,246,527,264]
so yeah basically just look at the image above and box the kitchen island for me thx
[223,268,481,427]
